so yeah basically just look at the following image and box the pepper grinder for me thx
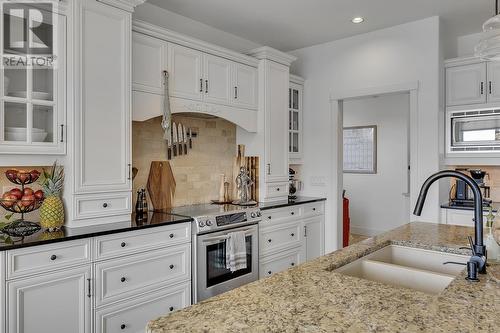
[135,189,148,222]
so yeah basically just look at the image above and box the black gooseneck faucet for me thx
[413,170,487,281]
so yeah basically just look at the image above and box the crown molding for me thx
[132,20,259,67]
[247,46,297,66]
[290,74,305,85]
[97,0,146,12]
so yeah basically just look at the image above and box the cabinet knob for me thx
[291,212,294,215]
[291,233,295,237]
[120,277,126,283]
[50,255,57,261]
[291,262,295,266]
[268,239,272,243]
[169,233,174,238]
[169,264,174,269]
[313,208,316,211]
[120,324,126,330]
[268,216,272,220]
[276,188,280,191]
[268,271,272,275]
[103,203,108,208]
[169,306,174,312]
[120,242,126,248]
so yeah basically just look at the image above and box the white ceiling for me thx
[148,0,493,51]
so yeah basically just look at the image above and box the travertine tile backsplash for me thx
[450,166,500,202]
[132,115,236,208]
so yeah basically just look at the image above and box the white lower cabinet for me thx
[304,216,324,261]
[260,246,305,278]
[95,282,190,333]
[259,202,325,278]
[7,265,92,333]
[3,223,192,333]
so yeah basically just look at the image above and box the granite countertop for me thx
[147,222,500,333]
[258,196,326,210]
[0,212,192,251]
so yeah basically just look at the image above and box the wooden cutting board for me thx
[147,161,176,211]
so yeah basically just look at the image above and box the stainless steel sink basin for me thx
[335,245,469,294]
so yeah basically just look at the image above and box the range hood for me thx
[132,92,258,133]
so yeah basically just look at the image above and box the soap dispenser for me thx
[485,207,499,260]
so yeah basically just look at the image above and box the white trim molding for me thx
[290,74,305,85]
[330,81,419,101]
[97,0,146,12]
[247,46,297,66]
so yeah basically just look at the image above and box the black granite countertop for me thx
[440,201,499,213]
[258,196,326,210]
[0,212,193,251]
[0,196,326,251]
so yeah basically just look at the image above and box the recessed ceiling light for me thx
[351,17,365,24]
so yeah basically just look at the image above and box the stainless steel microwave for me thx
[447,109,500,153]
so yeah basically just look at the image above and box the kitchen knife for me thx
[183,125,188,154]
[166,126,172,160]
[172,122,178,156]
[177,123,183,156]
[188,128,193,149]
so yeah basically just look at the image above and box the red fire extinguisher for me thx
[343,190,350,248]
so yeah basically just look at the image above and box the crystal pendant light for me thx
[475,0,500,60]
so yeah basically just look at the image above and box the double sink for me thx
[336,245,469,295]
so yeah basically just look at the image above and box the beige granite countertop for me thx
[147,222,500,333]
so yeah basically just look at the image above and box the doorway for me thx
[342,93,410,240]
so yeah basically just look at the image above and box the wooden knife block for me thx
[232,145,259,202]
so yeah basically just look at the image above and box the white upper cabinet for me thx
[132,32,167,94]
[169,44,204,101]
[289,77,304,161]
[232,63,258,110]
[73,0,131,194]
[203,54,232,105]
[0,10,66,155]
[265,61,290,183]
[487,61,500,103]
[446,62,487,107]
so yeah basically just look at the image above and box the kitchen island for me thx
[147,222,500,332]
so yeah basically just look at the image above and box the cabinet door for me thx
[289,83,302,159]
[7,265,91,333]
[259,247,305,278]
[304,216,324,261]
[203,54,231,105]
[487,61,500,103]
[0,12,66,155]
[446,63,487,107]
[132,32,166,94]
[233,63,257,110]
[265,61,289,183]
[169,44,203,101]
[95,282,190,333]
[74,0,131,193]
[1,252,5,333]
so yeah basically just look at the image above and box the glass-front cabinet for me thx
[0,4,66,154]
[289,78,303,161]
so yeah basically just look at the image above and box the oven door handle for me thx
[201,228,255,243]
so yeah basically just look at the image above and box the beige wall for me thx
[132,115,237,208]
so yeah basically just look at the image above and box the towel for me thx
[225,231,247,272]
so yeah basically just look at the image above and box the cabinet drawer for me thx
[260,221,302,256]
[95,282,190,333]
[95,244,190,306]
[301,202,324,218]
[95,223,191,260]
[7,238,91,279]
[74,192,131,220]
[266,183,289,199]
[261,206,300,225]
[260,247,304,278]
